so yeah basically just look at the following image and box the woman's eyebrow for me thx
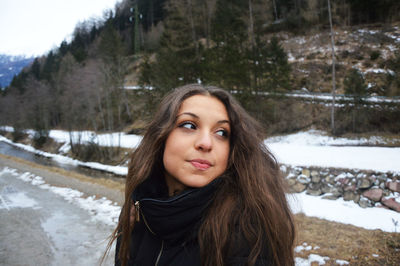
[178,112,230,126]
[177,112,199,119]
[217,120,230,125]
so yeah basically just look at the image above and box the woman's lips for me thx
[190,159,211,170]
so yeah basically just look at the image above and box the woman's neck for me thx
[164,172,187,197]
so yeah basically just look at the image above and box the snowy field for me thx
[265,130,400,173]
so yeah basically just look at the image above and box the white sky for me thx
[0,0,122,56]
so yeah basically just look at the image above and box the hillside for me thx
[281,23,400,96]
[124,23,400,96]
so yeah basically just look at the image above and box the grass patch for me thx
[295,213,400,265]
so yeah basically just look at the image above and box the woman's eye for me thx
[179,122,196,130]
[216,129,229,138]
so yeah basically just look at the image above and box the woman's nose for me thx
[195,131,212,151]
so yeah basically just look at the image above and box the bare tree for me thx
[248,0,255,48]
[187,0,199,56]
[327,0,336,134]
[271,0,278,21]
[202,0,217,48]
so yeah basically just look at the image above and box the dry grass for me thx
[295,213,400,265]
[0,153,125,193]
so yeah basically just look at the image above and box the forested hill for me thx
[1,0,400,136]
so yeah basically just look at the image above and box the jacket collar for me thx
[133,173,220,245]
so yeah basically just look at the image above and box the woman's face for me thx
[163,95,230,195]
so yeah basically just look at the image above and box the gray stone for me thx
[362,188,383,202]
[321,183,333,194]
[343,184,356,192]
[311,171,321,183]
[306,183,322,196]
[330,187,342,197]
[320,169,329,176]
[311,170,319,177]
[357,178,372,189]
[292,182,307,193]
[309,182,321,190]
[357,172,367,179]
[302,169,311,178]
[343,191,359,202]
[380,182,385,189]
[378,173,388,181]
[324,175,336,185]
[359,197,374,208]
[293,167,302,175]
[336,176,350,186]
[306,188,323,196]
[353,194,360,203]
[297,175,311,184]
[287,178,296,187]
[322,194,341,200]
[383,189,391,197]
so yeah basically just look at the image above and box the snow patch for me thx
[0,192,38,210]
[288,192,400,232]
[295,254,329,266]
[11,168,121,226]
[335,259,350,265]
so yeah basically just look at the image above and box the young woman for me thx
[110,84,295,266]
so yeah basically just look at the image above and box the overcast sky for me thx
[0,0,122,56]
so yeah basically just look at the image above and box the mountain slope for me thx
[0,54,34,88]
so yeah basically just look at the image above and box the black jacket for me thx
[115,175,272,266]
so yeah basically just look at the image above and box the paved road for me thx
[0,155,122,265]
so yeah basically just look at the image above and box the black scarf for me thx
[132,174,221,245]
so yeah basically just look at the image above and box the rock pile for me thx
[281,165,400,213]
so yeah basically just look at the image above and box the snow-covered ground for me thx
[289,192,400,233]
[262,91,400,104]
[0,134,129,176]
[0,127,400,235]
[265,129,400,173]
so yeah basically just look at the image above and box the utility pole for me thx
[130,0,140,54]
[272,0,278,21]
[327,0,336,134]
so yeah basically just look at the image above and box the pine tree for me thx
[265,36,291,91]
[203,0,249,89]
[344,68,367,102]
[31,58,41,80]
[42,51,59,82]
[252,36,291,91]
[144,0,201,91]
[59,40,69,56]
[343,68,368,132]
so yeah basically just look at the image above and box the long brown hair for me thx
[106,84,295,266]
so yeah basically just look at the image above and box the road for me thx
[0,154,124,266]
